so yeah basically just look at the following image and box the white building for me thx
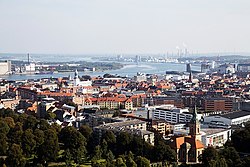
[134,72,147,82]
[73,69,92,87]
[0,60,11,75]
[172,126,232,147]
[201,128,232,147]
[203,111,250,125]
[94,120,154,145]
[41,83,58,90]
[153,107,194,124]
[165,74,189,81]
[216,64,235,74]
[25,63,36,72]
[171,123,189,135]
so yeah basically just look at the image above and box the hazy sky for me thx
[0,0,250,54]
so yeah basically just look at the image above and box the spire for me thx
[74,69,79,79]
[190,104,198,124]
[189,104,201,140]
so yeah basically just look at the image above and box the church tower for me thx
[189,105,201,141]
[73,69,80,86]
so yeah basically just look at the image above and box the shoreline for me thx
[0,62,198,81]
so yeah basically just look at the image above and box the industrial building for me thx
[0,60,11,75]
[203,111,250,125]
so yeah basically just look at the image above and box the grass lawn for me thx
[48,159,94,167]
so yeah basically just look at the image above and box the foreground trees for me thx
[37,129,59,165]
[1,107,250,166]
[200,146,250,167]
[230,122,250,153]
[2,107,250,167]
[60,126,87,164]
[0,108,178,166]
[6,144,26,167]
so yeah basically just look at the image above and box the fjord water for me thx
[0,54,200,80]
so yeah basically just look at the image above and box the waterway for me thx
[1,62,201,81]
[0,54,200,80]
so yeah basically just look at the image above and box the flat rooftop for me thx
[202,128,230,136]
[97,119,146,129]
[221,111,250,119]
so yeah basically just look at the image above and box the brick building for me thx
[203,98,233,112]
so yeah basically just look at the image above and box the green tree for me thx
[231,129,250,153]
[37,119,50,131]
[0,119,10,134]
[130,136,143,156]
[101,139,108,158]
[21,129,36,157]
[37,129,59,165]
[200,147,219,166]
[116,132,131,155]
[64,149,73,167]
[126,157,137,167]
[0,108,15,118]
[142,141,153,160]
[242,156,250,167]
[208,160,217,167]
[216,158,228,167]
[115,157,127,167]
[106,150,115,167]
[153,141,176,163]
[92,160,107,167]
[220,147,241,167]
[16,113,28,124]
[79,125,92,141]
[50,123,61,133]
[7,122,23,145]
[5,144,26,167]
[23,115,38,130]
[92,145,102,160]
[0,133,7,155]
[46,111,56,120]
[127,151,134,160]
[103,131,116,151]
[0,119,9,155]
[60,126,87,164]
[87,133,99,156]
[135,156,150,167]
[33,128,45,147]
[3,117,15,128]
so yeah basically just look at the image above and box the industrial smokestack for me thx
[27,53,30,64]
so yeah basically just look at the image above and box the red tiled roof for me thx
[172,136,205,149]
[40,92,73,97]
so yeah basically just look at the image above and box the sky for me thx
[0,0,250,55]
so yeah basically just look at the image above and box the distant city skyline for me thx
[0,0,250,55]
